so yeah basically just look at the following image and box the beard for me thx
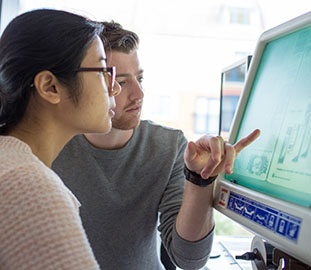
[112,100,143,130]
[112,112,141,130]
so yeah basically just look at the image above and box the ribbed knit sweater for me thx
[0,136,100,270]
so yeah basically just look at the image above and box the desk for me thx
[177,235,253,270]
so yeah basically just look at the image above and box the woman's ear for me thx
[33,71,62,104]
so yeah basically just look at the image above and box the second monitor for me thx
[219,55,252,140]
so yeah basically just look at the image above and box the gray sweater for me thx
[52,120,213,270]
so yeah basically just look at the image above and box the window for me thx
[194,97,219,134]
[230,7,250,25]
[150,95,174,121]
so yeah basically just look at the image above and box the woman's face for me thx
[59,36,120,135]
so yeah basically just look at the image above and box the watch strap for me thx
[184,165,218,187]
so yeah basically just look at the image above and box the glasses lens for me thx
[105,67,116,93]
[76,67,116,94]
[110,67,116,90]
[103,72,111,91]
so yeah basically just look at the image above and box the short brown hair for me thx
[99,21,139,53]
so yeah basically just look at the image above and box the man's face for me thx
[107,50,144,130]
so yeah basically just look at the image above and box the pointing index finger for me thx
[233,129,261,154]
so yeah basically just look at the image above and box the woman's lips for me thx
[109,109,115,117]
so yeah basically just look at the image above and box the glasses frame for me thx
[76,66,116,93]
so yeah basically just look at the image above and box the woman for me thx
[0,9,121,269]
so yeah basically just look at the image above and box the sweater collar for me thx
[0,135,32,153]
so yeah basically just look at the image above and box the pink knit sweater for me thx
[0,136,100,269]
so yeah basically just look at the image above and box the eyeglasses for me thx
[76,66,116,95]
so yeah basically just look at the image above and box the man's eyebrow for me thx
[116,69,144,78]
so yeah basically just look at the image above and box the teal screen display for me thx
[225,26,311,208]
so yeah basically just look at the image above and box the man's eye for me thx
[117,80,126,86]
[137,76,144,84]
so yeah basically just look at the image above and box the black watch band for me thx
[184,165,218,187]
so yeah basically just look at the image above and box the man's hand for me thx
[184,129,261,179]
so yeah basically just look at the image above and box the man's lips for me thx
[125,105,141,113]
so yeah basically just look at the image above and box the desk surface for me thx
[207,236,253,270]
[177,235,253,270]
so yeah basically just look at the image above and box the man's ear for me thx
[33,71,62,104]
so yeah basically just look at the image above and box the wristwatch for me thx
[184,165,218,187]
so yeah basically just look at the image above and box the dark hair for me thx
[0,9,103,135]
[99,21,139,53]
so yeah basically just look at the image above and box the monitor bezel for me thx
[213,11,311,266]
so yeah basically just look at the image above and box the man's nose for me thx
[130,80,144,100]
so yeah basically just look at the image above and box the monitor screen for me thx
[226,26,311,208]
[214,12,311,267]
[219,56,252,140]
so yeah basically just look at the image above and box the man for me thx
[52,21,260,270]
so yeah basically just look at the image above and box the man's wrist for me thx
[183,165,218,187]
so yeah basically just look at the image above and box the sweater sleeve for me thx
[0,164,100,270]
[157,131,214,270]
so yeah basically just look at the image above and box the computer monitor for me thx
[214,12,311,267]
[219,55,252,141]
